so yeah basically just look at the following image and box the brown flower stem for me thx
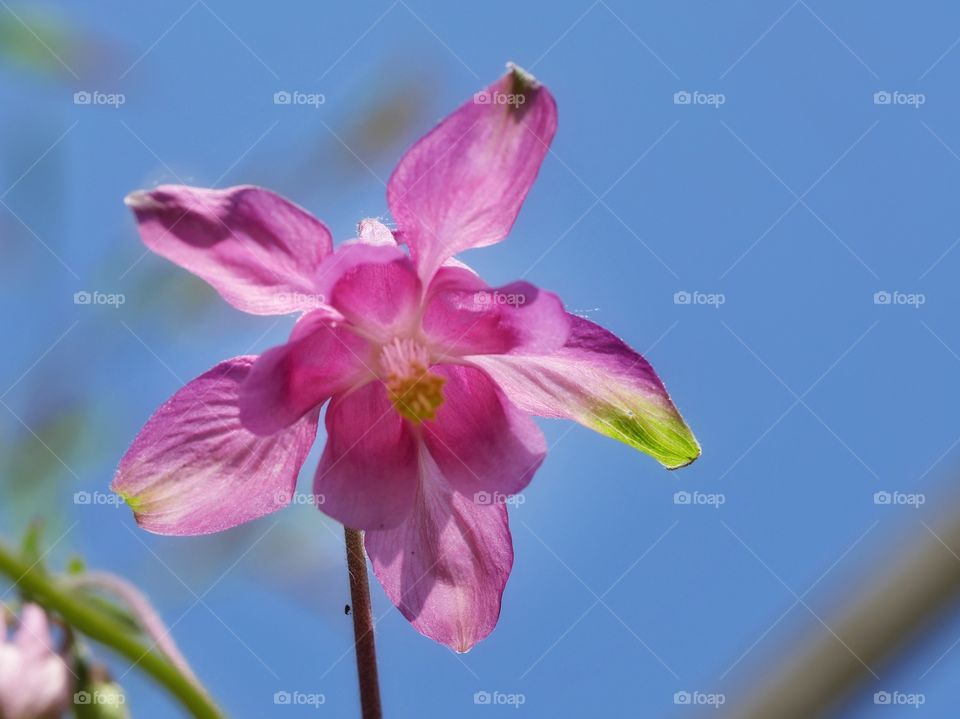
[344,526,382,719]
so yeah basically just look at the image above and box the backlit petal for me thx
[388,64,557,282]
[126,185,332,315]
[365,449,513,652]
[470,315,700,469]
[314,382,419,531]
[112,357,318,535]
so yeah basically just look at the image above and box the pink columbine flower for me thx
[113,64,699,652]
[0,604,72,719]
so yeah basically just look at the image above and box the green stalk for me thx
[0,543,222,719]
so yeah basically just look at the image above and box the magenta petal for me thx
[470,314,700,469]
[314,382,419,531]
[422,273,569,358]
[423,365,545,497]
[240,310,374,435]
[313,242,407,297]
[328,253,423,343]
[126,185,333,315]
[112,357,318,535]
[365,451,513,652]
[387,64,557,281]
[311,242,424,342]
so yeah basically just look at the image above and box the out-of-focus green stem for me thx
[0,543,222,719]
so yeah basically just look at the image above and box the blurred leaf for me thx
[250,63,440,197]
[20,519,44,569]
[4,402,90,490]
[1,396,97,533]
[123,264,220,323]
[0,11,124,81]
[0,118,67,251]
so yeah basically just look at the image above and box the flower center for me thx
[379,338,445,424]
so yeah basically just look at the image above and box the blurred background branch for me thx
[724,492,960,718]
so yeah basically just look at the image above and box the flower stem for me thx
[344,527,382,719]
[0,543,222,719]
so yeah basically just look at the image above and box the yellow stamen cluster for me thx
[380,338,445,423]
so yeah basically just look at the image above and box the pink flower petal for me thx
[313,242,406,295]
[309,242,425,342]
[240,310,374,435]
[314,382,419,531]
[0,606,72,719]
[112,357,318,535]
[387,64,557,282]
[126,185,332,315]
[422,272,569,358]
[470,314,700,469]
[365,450,513,652]
[327,252,423,344]
[423,365,545,497]
[13,605,55,659]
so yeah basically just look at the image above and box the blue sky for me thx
[3,1,960,717]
